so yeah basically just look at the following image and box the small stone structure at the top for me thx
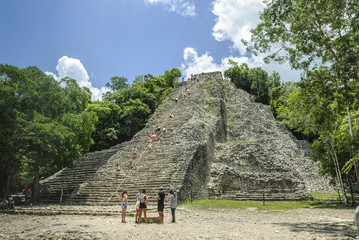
[39,71,332,205]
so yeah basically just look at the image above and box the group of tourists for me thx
[120,187,177,224]
[0,197,15,210]
[1,188,32,210]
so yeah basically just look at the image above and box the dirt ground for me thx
[0,206,356,240]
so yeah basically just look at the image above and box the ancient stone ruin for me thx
[39,72,332,205]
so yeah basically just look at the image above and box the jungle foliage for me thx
[0,63,180,200]
[244,0,359,205]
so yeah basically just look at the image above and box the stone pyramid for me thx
[39,72,331,205]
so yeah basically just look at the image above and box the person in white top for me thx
[115,164,121,176]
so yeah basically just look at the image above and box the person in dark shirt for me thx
[155,186,165,224]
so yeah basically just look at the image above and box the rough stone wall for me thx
[205,78,333,200]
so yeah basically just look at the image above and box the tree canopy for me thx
[247,0,359,205]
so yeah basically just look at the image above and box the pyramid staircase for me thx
[39,145,124,203]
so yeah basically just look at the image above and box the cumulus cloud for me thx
[179,0,300,82]
[212,0,264,55]
[145,0,196,16]
[44,71,58,81]
[180,47,301,82]
[46,56,109,101]
[181,47,259,79]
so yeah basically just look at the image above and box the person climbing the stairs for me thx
[129,159,135,169]
[154,126,161,135]
[132,146,137,158]
[115,164,121,176]
[148,140,153,150]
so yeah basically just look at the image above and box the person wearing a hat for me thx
[155,186,165,224]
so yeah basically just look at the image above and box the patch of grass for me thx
[182,199,309,211]
[310,192,338,201]
[182,192,353,211]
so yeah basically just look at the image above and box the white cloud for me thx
[180,48,301,82]
[203,0,301,82]
[181,47,255,79]
[45,71,58,81]
[145,0,195,16]
[46,56,109,101]
[212,0,264,55]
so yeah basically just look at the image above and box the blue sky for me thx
[0,0,300,100]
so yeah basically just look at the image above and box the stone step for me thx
[4,205,159,216]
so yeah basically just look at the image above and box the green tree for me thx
[20,114,75,201]
[224,61,273,105]
[105,76,129,91]
[224,62,251,93]
[0,64,36,197]
[86,101,122,151]
[276,68,351,205]
[268,71,282,114]
[247,0,359,187]
[0,64,96,200]
[249,67,269,104]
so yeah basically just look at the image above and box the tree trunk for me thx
[324,136,348,206]
[5,175,11,199]
[1,184,5,199]
[33,161,40,202]
[346,175,355,206]
[346,102,359,185]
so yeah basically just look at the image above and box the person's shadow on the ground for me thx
[274,220,356,239]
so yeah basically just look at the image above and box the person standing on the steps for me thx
[132,146,137,158]
[115,164,121,176]
[155,186,165,224]
[169,189,177,223]
[135,189,142,223]
[148,140,153,150]
[138,189,149,224]
[120,190,128,223]
[129,159,135,169]
[154,126,161,135]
